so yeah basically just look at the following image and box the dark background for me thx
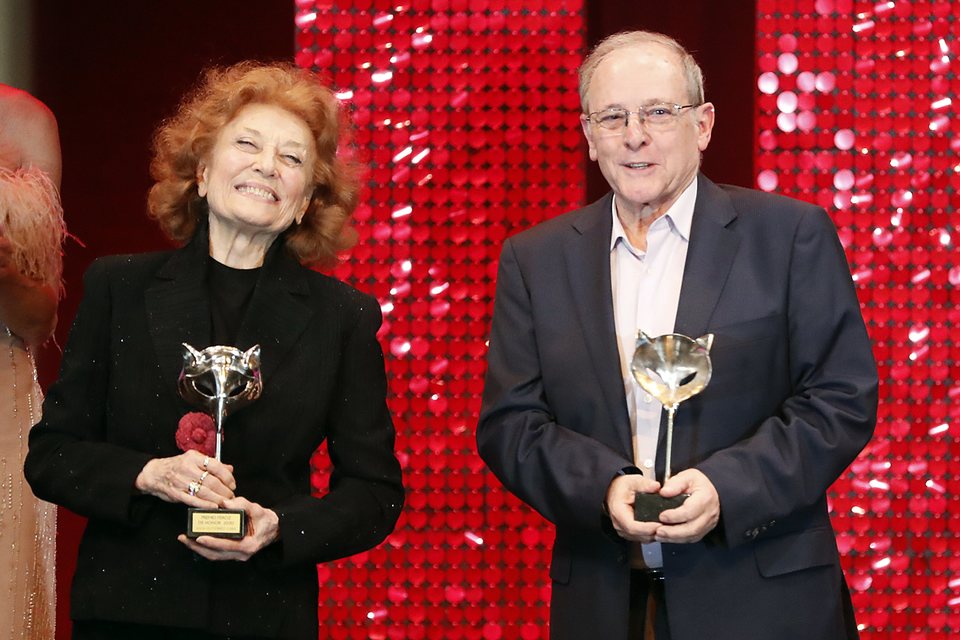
[585,3,756,197]
[29,2,753,636]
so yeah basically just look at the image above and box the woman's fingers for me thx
[200,455,237,493]
[134,451,235,506]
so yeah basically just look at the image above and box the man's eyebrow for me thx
[593,99,676,110]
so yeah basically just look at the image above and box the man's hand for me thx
[605,473,662,543]
[655,468,720,543]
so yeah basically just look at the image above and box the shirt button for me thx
[644,394,653,403]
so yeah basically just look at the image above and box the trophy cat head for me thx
[630,332,714,409]
[178,343,262,416]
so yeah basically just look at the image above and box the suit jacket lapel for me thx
[657,175,740,476]
[235,241,313,385]
[564,193,633,456]
[145,230,213,402]
[674,175,741,339]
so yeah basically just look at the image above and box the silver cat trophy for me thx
[178,343,262,538]
[629,331,714,521]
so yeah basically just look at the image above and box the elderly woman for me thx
[25,62,403,639]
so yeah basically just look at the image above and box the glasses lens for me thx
[644,105,676,126]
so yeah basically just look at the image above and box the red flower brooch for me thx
[175,412,217,457]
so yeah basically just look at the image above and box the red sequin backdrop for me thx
[297,2,582,638]
[756,2,960,638]
[296,1,960,638]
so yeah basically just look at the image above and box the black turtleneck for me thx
[207,258,260,345]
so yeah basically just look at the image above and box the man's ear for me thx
[695,102,716,153]
[580,115,599,162]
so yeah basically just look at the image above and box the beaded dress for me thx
[0,166,63,639]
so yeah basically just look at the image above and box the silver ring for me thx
[202,457,210,470]
[198,470,209,487]
[187,481,201,496]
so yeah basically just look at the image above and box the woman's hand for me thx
[134,450,236,509]
[178,497,280,562]
[0,234,58,345]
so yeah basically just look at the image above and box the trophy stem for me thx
[215,395,225,461]
[663,405,677,483]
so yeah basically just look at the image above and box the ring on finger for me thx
[198,470,209,487]
[202,457,210,470]
[187,481,201,497]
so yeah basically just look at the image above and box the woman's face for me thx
[198,103,315,238]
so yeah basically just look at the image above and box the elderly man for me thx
[477,31,877,640]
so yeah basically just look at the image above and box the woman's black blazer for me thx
[26,229,404,638]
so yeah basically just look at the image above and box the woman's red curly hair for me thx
[147,61,360,267]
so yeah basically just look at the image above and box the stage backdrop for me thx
[297,1,959,639]
[755,2,959,638]
[298,1,583,638]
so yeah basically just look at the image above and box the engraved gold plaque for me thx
[187,509,247,539]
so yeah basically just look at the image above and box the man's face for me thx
[581,43,714,220]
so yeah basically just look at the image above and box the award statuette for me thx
[629,331,714,522]
[178,343,262,539]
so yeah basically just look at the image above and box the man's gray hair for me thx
[578,31,705,112]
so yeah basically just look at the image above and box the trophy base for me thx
[187,508,247,539]
[633,493,689,522]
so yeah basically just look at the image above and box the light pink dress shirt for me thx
[610,177,698,568]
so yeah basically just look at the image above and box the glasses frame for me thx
[584,103,701,132]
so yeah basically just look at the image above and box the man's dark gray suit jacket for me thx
[478,175,877,640]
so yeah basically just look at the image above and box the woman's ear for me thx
[196,163,208,197]
[295,195,310,225]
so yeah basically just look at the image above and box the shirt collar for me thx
[609,176,699,252]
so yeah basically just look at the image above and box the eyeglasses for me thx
[584,104,700,132]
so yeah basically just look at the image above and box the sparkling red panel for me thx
[296,1,584,637]
[757,1,960,638]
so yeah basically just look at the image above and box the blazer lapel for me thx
[674,175,741,339]
[563,193,633,456]
[144,226,313,400]
[145,231,213,402]
[235,242,313,385]
[657,175,740,477]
